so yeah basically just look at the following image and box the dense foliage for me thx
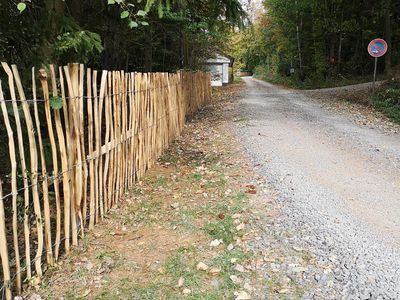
[373,80,400,124]
[0,0,245,73]
[232,0,400,85]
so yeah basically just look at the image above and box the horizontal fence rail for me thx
[0,63,212,299]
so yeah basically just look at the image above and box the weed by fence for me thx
[0,63,211,299]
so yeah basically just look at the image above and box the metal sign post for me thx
[373,57,378,92]
[367,38,388,92]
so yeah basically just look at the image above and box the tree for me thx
[231,0,399,83]
[3,0,246,72]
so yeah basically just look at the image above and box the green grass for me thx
[165,246,201,287]
[190,172,203,181]
[372,82,400,124]
[203,191,247,244]
[233,76,242,84]
[203,216,236,244]
[170,208,198,232]
[94,278,161,300]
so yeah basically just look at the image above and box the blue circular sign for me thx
[368,39,388,58]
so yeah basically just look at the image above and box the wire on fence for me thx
[0,83,181,103]
[1,106,180,201]
[0,164,144,297]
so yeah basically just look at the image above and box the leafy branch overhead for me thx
[107,0,149,28]
[8,0,245,73]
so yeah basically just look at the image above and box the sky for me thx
[241,0,264,22]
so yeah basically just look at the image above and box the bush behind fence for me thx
[0,62,211,299]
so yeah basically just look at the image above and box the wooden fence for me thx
[0,63,211,299]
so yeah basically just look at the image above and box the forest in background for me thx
[231,0,400,87]
[0,0,245,77]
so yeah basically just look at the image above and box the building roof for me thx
[206,54,231,64]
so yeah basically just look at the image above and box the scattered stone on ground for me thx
[304,82,400,134]
[27,81,284,299]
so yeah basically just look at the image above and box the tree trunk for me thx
[67,0,83,24]
[144,27,153,72]
[384,1,392,75]
[338,32,343,72]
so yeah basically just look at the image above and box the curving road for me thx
[237,77,400,298]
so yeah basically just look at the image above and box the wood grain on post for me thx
[58,67,71,253]
[10,64,44,278]
[78,64,86,235]
[49,65,69,260]
[0,82,17,299]
[103,72,111,211]
[90,70,97,229]
[1,63,23,292]
[63,64,79,246]
[0,181,12,300]
[38,68,58,267]
[97,71,107,219]
[33,69,52,265]
[87,69,95,229]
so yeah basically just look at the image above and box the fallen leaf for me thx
[196,262,209,271]
[232,213,241,219]
[177,277,184,287]
[244,283,252,291]
[171,202,179,209]
[230,275,242,284]
[235,290,251,300]
[292,267,307,273]
[234,264,245,272]
[81,289,91,297]
[209,267,221,275]
[236,223,245,231]
[210,239,222,247]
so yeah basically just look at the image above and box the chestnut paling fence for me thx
[0,63,211,299]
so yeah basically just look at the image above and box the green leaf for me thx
[129,21,138,28]
[17,2,26,13]
[141,21,149,26]
[137,10,147,17]
[107,0,116,4]
[115,0,123,3]
[50,96,63,110]
[120,11,129,19]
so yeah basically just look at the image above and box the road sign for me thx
[367,38,388,92]
[368,39,388,58]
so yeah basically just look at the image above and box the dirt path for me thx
[27,83,276,300]
[237,77,400,298]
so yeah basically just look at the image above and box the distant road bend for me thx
[237,77,400,298]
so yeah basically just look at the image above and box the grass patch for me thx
[372,81,400,124]
[159,149,178,165]
[165,246,201,287]
[233,76,242,84]
[203,215,235,244]
[233,116,249,123]
[190,172,203,181]
[94,278,161,300]
[170,208,198,232]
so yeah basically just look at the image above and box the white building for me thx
[205,54,232,87]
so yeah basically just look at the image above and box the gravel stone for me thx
[236,77,400,298]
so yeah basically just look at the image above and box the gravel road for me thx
[236,77,400,299]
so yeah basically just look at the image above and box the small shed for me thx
[205,54,232,87]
